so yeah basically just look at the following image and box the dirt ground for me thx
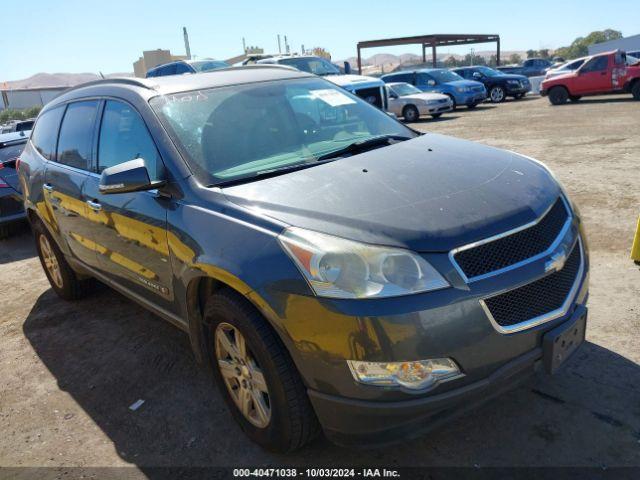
[1,95,639,475]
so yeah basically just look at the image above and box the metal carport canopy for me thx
[356,34,501,74]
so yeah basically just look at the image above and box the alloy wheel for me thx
[39,234,63,289]
[490,87,505,103]
[215,322,271,428]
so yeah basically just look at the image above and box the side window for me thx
[582,56,608,73]
[174,63,192,74]
[56,100,99,170]
[30,106,65,160]
[416,73,433,85]
[396,73,413,83]
[160,64,177,76]
[97,100,162,180]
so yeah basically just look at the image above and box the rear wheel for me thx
[632,82,640,100]
[205,289,319,452]
[33,219,92,300]
[549,86,569,105]
[402,105,420,122]
[489,85,506,103]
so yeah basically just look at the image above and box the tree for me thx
[526,49,538,59]
[0,106,41,124]
[508,53,523,65]
[554,29,623,59]
[539,49,550,59]
[311,47,331,60]
[487,55,498,67]
[444,56,459,67]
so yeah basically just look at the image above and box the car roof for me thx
[47,66,314,107]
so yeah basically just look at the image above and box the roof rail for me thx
[62,77,155,93]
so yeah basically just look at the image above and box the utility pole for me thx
[183,27,191,60]
[284,35,290,54]
[277,35,281,54]
[242,37,246,53]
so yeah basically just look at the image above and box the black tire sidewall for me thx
[204,292,308,452]
[549,86,568,105]
[403,105,419,122]
[632,82,640,100]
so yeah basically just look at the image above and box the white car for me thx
[545,57,588,79]
[386,82,453,122]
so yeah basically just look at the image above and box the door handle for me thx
[43,183,54,192]
[86,199,102,211]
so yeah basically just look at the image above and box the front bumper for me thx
[418,102,453,115]
[457,91,487,105]
[309,304,587,446]
[505,83,532,95]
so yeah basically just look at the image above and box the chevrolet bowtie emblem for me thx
[545,248,567,273]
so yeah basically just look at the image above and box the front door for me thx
[45,100,102,268]
[574,56,611,95]
[83,99,175,312]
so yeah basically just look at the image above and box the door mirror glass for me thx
[343,61,352,74]
[99,158,165,194]
[472,72,483,79]
[427,79,436,86]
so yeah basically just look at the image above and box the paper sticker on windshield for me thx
[310,89,356,107]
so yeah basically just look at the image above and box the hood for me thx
[222,134,560,252]
[324,74,384,88]
[447,79,484,88]
[496,73,528,81]
[400,92,450,102]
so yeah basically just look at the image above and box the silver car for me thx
[386,82,453,122]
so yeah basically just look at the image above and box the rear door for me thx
[574,56,611,94]
[83,99,175,312]
[44,100,102,268]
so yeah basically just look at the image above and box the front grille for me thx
[354,87,383,109]
[453,198,569,280]
[483,241,581,328]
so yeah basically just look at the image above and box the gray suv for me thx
[18,67,589,452]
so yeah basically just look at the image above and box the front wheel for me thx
[569,95,582,102]
[489,86,506,103]
[631,82,640,100]
[548,86,569,105]
[205,289,319,452]
[446,94,457,110]
[402,105,420,122]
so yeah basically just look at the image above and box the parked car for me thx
[146,59,229,78]
[1,118,35,134]
[541,50,640,104]
[386,82,453,121]
[382,69,486,109]
[544,57,587,79]
[19,69,588,452]
[253,55,388,110]
[627,50,640,59]
[497,58,553,77]
[0,130,29,238]
[451,66,531,102]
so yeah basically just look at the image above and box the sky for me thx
[2,0,639,81]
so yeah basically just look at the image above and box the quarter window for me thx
[97,100,162,180]
[56,101,99,170]
[30,106,65,160]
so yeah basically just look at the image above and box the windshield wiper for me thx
[315,134,412,162]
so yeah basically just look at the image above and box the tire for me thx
[402,105,420,122]
[569,95,582,103]
[632,82,640,100]
[0,224,10,240]
[204,289,319,452]
[467,103,478,109]
[33,219,92,301]
[489,85,506,103]
[430,113,442,119]
[446,94,457,110]
[548,86,569,105]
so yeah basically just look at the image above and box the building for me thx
[133,49,187,77]
[588,34,640,55]
[1,87,67,111]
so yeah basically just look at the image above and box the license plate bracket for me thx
[542,307,587,374]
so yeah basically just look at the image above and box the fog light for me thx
[347,358,462,390]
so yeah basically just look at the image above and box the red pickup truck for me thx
[541,50,640,105]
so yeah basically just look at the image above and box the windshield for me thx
[277,57,341,76]
[390,83,422,96]
[475,66,503,77]
[191,60,229,72]
[428,69,463,83]
[151,78,415,185]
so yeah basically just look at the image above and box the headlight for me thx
[348,358,462,390]
[279,227,449,299]
[456,86,471,93]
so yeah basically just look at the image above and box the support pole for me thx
[422,44,426,63]
[496,37,501,66]
[357,46,362,75]
[432,43,437,67]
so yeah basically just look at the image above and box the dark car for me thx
[18,68,589,452]
[0,131,29,238]
[1,118,35,134]
[452,66,531,103]
[497,58,553,77]
[146,59,229,78]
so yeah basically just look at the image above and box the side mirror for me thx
[472,72,483,79]
[344,61,352,74]
[388,90,398,99]
[99,158,165,195]
[427,79,436,87]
